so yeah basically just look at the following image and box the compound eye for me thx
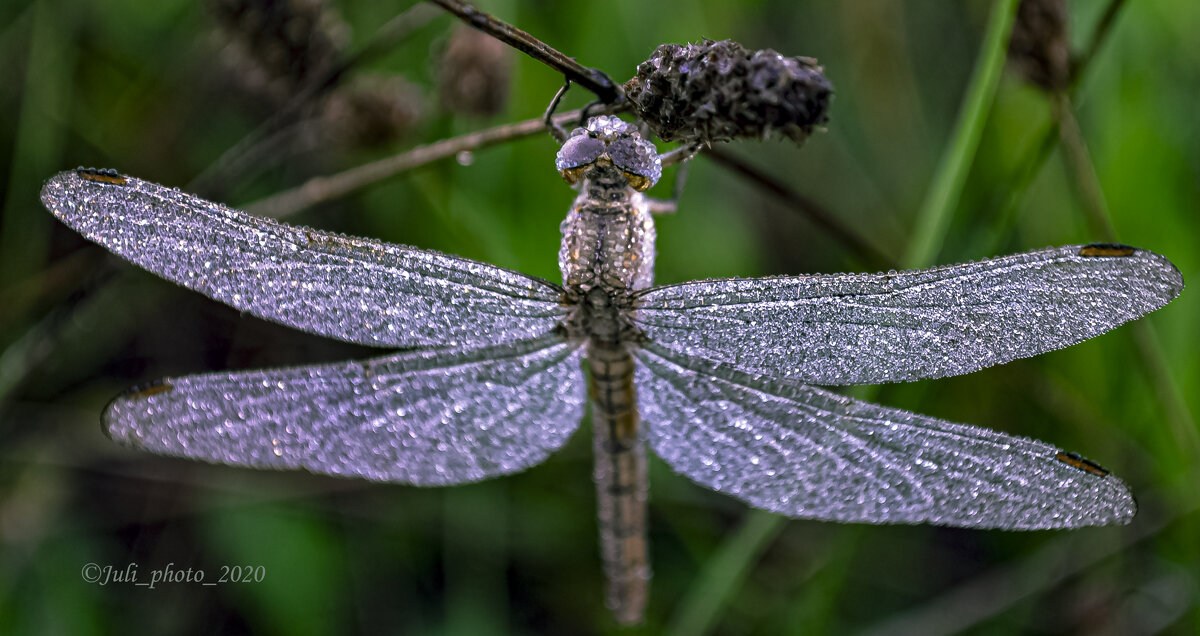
[607,138,662,186]
[555,135,605,171]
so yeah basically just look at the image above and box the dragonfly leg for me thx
[643,162,690,215]
[578,98,605,128]
[544,80,572,143]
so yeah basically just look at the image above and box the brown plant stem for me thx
[1070,0,1128,89]
[428,0,621,103]
[246,108,599,218]
[1051,93,1117,240]
[705,147,896,269]
[1050,91,1199,458]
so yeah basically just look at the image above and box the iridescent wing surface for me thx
[105,336,586,485]
[634,245,1183,385]
[40,170,567,349]
[633,342,1135,529]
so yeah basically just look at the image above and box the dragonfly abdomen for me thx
[587,342,650,625]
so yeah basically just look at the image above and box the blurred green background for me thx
[1,0,1198,633]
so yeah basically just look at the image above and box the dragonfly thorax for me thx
[561,285,642,347]
[558,176,657,291]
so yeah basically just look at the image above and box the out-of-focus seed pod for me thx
[623,39,833,146]
[207,0,350,102]
[1008,0,1070,92]
[437,25,514,117]
[320,75,426,148]
[207,0,427,151]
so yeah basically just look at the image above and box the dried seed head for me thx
[207,0,426,150]
[437,25,514,118]
[1008,0,1071,92]
[207,0,350,101]
[320,75,426,148]
[623,39,833,146]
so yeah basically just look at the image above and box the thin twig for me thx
[427,0,622,103]
[0,263,121,411]
[705,147,897,269]
[1051,93,1117,240]
[1050,94,1199,458]
[0,248,103,325]
[986,0,1132,241]
[246,107,604,218]
[1070,0,1128,89]
[192,117,330,199]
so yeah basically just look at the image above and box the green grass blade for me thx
[902,0,1020,269]
[665,510,786,636]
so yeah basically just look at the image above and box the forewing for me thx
[105,336,585,485]
[633,343,1135,529]
[41,170,566,348]
[634,244,1182,385]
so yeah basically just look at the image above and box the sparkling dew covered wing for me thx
[633,244,1183,385]
[40,170,567,349]
[105,336,586,485]
[634,343,1135,529]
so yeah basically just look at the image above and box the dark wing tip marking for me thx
[1078,243,1136,257]
[75,166,129,185]
[1055,451,1111,477]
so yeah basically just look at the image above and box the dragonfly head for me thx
[556,116,662,192]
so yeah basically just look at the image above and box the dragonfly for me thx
[41,116,1182,625]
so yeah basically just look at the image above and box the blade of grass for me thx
[665,510,786,636]
[0,0,72,288]
[902,0,1020,269]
